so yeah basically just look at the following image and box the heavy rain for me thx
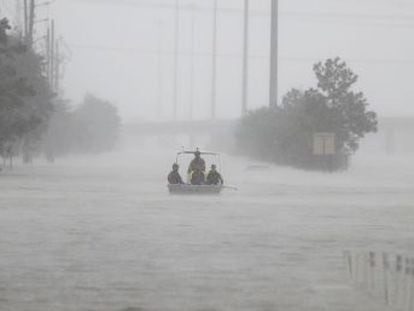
[0,0,413,310]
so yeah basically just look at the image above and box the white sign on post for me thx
[313,133,336,155]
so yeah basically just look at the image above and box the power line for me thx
[67,43,265,57]
[70,0,268,15]
[282,15,414,29]
[281,56,414,65]
[61,0,414,30]
[68,0,414,20]
[65,43,414,65]
[282,11,414,23]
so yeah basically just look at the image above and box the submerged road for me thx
[0,150,413,311]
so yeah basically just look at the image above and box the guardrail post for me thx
[404,258,411,311]
[409,258,414,311]
[395,255,403,308]
[369,251,376,293]
[383,253,390,305]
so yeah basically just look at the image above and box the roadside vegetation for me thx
[0,18,53,165]
[44,94,121,161]
[0,18,121,167]
[236,58,378,171]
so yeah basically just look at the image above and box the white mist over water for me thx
[0,139,413,311]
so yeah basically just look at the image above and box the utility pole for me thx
[189,4,195,121]
[15,0,23,36]
[173,0,179,120]
[211,0,218,120]
[50,19,55,90]
[28,0,35,45]
[45,19,60,94]
[54,39,60,92]
[269,0,279,107]
[46,27,50,83]
[24,0,28,40]
[241,0,249,116]
[156,21,163,118]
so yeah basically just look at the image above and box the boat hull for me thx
[168,184,223,195]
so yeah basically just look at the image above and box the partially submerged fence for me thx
[344,250,414,310]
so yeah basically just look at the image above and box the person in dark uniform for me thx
[206,164,224,185]
[190,168,205,185]
[187,150,206,174]
[168,163,184,184]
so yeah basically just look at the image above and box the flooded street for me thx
[0,151,413,311]
[1,0,413,309]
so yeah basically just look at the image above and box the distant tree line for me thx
[44,94,121,160]
[0,18,121,166]
[236,58,378,171]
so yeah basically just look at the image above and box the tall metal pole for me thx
[55,39,60,92]
[241,0,249,116]
[46,27,50,83]
[189,4,195,121]
[157,21,163,118]
[211,0,218,120]
[50,19,55,91]
[269,0,279,107]
[24,0,28,41]
[173,0,179,120]
[28,0,35,45]
[15,0,23,36]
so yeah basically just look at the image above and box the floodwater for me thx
[0,148,413,311]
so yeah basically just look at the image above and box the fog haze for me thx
[1,1,414,310]
[42,0,414,121]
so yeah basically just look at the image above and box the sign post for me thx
[313,132,336,171]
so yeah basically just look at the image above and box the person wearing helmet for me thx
[168,163,184,185]
[187,149,206,174]
[206,164,224,185]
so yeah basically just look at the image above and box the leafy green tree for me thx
[236,57,378,170]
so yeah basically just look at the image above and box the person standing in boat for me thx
[190,168,205,185]
[168,163,184,185]
[206,164,224,185]
[187,150,206,174]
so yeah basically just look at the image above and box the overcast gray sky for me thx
[24,0,414,121]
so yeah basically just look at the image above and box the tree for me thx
[313,58,377,154]
[43,99,75,161]
[0,17,53,165]
[72,94,121,153]
[43,94,121,157]
[236,57,378,171]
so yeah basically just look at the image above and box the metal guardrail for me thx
[344,250,414,310]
